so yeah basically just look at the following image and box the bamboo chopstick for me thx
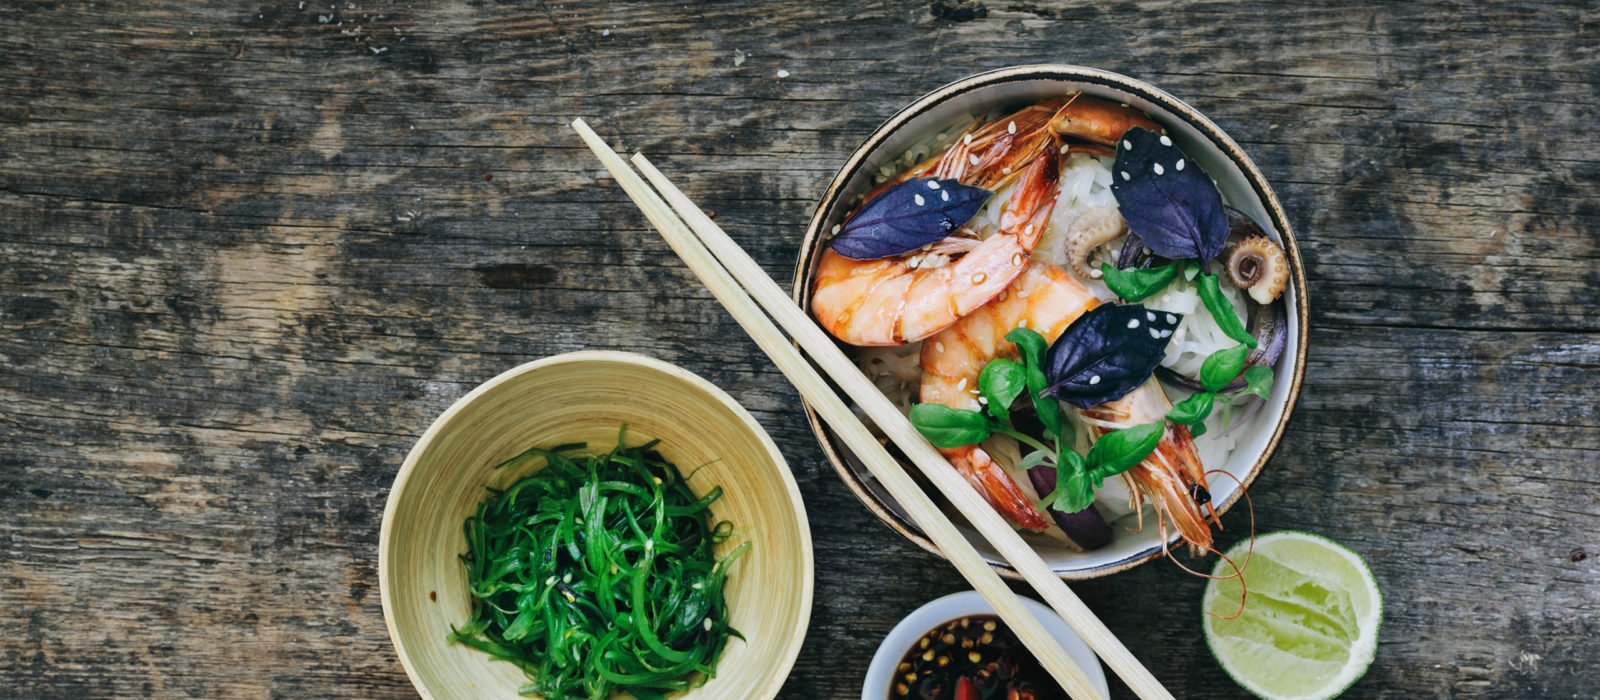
[571,119,1108,699]
[625,153,1177,700]
[576,117,1139,696]
[630,154,1184,700]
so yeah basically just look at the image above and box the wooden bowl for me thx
[793,65,1309,580]
[380,351,813,699]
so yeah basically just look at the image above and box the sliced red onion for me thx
[1027,466,1111,551]
[1158,297,1288,393]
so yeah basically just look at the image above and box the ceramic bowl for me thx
[793,65,1308,579]
[379,351,813,699]
[861,590,1109,700]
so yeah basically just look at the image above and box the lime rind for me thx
[1202,531,1383,700]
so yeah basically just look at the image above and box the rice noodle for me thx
[1145,277,1247,378]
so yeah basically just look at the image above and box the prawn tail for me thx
[947,445,1053,532]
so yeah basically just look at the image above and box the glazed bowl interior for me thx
[380,351,813,699]
[795,66,1306,579]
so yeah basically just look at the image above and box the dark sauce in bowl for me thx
[888,614,1063,700]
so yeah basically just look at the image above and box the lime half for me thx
[1202,531,1382,700]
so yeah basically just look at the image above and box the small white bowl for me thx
[862,591,1109,700]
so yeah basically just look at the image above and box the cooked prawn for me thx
[1079,379,1217,553]
[812,146,1060,346]
[814,95,1162,347]
[918,263,1097,530]
[920,263,1218,551]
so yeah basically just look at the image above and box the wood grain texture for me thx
[0,1,1595,698]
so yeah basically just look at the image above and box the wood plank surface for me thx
[1,1,1596,698]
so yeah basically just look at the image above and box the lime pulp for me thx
[1202,531,1382,700]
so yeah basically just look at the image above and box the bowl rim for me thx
[790,64,1310,580]
[378,350,815,699]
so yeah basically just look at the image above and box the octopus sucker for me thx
[1064,206,1127,280]
[1223,234,1289,305]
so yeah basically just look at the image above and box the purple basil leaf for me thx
[828,177,992,260]
[1041,303,1182,408]
[1109,127,1228,262]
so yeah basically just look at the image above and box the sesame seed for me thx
[1061,144,1071,153]
[1160,329,1173,338]
[1122,139,1132,150]
[1024,224,1034,235]
[1166,313,1177,324]
[1089,268,1103,278]
[1153,163,1165,175]
[1120,171,1130,181]
[1011,252,1024,266]
[971,272,986,284]
[957,378,968,390]
[941,190,950,201]
[692,581,703,589]
[1176,158,1186,171]
[1128,319,1140,329]
[964,133,974,145]
[546,576,557,586]
[936,342,945,353]
[1018,319,1029,328]
[978,396,988,405]
[832,224,841,234]
[703,618,713,631]
[928,180,940,190]
[1147,311,1156,321]
[1089,375,1101,385]
[1149,328,1162,339]
[1160,135,1172,146]
[1008,121,1017,134]
[563,572,572,583]
[914,194,926,206]
[969,154,981,166]
[1002,166,1011,174]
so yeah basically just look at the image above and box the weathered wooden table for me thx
[3,2,1596,697]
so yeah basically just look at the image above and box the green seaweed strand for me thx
[449,431,745,699]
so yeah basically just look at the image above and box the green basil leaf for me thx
[1085,421,1165,478]
[1061,469,1096,513]
[909,403,992,448]
[1189,420,1208,438]
[1197,272,1258,348]
[977,358,1027,424]
[1048,450,1094,513]
[1200,344,1250,393]
[1241,365,1275,400]
[1166,391,1215,425]
[1100,262,1179,302]
[1004,327,1062,438]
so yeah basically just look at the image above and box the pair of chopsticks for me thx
[572,119,1174,700]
